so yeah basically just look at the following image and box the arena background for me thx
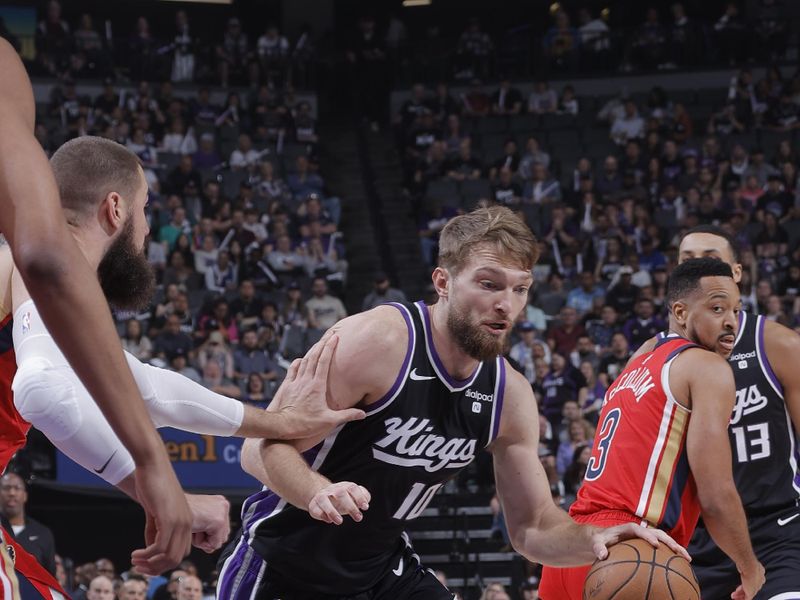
[3,0,800,598]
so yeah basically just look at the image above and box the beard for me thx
[97,218,156,311]
[446,299,507,362]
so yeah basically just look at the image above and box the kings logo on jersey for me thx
[372,417,477,472]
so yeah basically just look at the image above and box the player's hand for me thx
[731,561,765,600]
[590,523,691,562]
[130,459,193,574]
[184,493,231,553]
[270,333,365,440]
[308,481,371,525]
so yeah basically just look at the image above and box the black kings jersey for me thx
[239,301,506,594]
[658,311,799,513]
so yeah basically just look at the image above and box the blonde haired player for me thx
[218,206,688,599]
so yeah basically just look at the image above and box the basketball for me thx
[582,538,699,600]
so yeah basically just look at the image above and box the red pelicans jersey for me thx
[0,313,29,474]
[570,335,700,546]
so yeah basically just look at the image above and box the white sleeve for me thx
[124,352,244,436]
[12,358,136,486]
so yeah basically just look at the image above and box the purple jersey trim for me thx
[415,301,481,390]
[757,315,784,396]
[490,357,506,442]
[364,302,415,415]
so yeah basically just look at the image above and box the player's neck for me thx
[428,302,480,380]
[6,512,24,526]
[68,226,104,271]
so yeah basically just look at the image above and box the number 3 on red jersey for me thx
[585,408,622,481]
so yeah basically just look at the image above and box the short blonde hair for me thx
[438,206,539,273]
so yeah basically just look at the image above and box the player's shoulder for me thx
[762,318,800,377]
[672,345,730,378]
[330,304,409,348]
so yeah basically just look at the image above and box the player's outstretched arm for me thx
[681,349,764,599]
[492,364,688,566]
[0,40,191,573]
[763,320,800,443]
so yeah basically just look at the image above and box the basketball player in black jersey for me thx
[218,206,689,600]
[631,225,800,600]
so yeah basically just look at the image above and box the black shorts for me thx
[689,503,800,600]
[218,535,454,600]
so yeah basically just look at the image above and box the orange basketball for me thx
[583,538,700,600]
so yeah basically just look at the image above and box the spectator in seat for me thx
[455,18,493,79]
[361,272,407,312]
[216,17,253,87]
[267,234,306,277]
[35,0,72,76]
[287,155,324,201]
[610,100,645,145]
[200,359,240,398]
[569,334,600,371]
[176,574,203,600]
[229,133,261,172]
[540,353,583,434]
[166,154,203,196]
[577,7,610,69]
[518,136,550,178]
[491,166,522,206]
[256,24,289,86]
[306,276,347,331]
[577,360,606,425]
[168,349,201,383]
[491,78,523,115]
[153,314,193,360]
[205,250,238,294]
[598,331,632,382]
[543,10,579,71]
[86,575,114,600]
[119,577,147,600]
[527,163,561,205]
[281,282,311,328]
[233,329,279,384]
[121,318,152,362]
[460,79,490,117]
[192,133,222,169]
[622,298,666,350]
[566,271,605,317]
[445,137,482,181]
[547,306,586,356]
[556,419,592,477]
[527,80,557,114]
[0,473,57,576]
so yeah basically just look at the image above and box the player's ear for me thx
[731,262,743,284]
[101,191,124,233]
[432,267,449,299]
[671,300,688,326]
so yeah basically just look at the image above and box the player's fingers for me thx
[286,359,301,383]
[650,529,691,561]
[331,490,362,522]
[330,407,366,425]
[592,540,609,561]
[349,485,371,510]
[313,494,343,525]
[313,334,338,380]
[730,585,744,600]
[301,332,331,377]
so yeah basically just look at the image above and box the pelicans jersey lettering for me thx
[218,301,505,599]
[571,335,699,546]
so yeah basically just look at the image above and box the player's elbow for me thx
[697,480,739,518]
[13,241,71,286]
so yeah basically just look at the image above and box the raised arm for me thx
[493,364,687,566]
[0,39,190,573]
[679,349,764,599]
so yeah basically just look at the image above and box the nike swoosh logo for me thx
[94,450,117,474]
[778,513,799,526]
[392,557,403,577]
[409,368,435,381]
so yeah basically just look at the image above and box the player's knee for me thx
[12,359,82,441]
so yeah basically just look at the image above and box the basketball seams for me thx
[584,540,699,600]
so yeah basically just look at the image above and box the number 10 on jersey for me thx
[393,482,443,520]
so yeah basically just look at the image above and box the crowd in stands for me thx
[17,0,314,88]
